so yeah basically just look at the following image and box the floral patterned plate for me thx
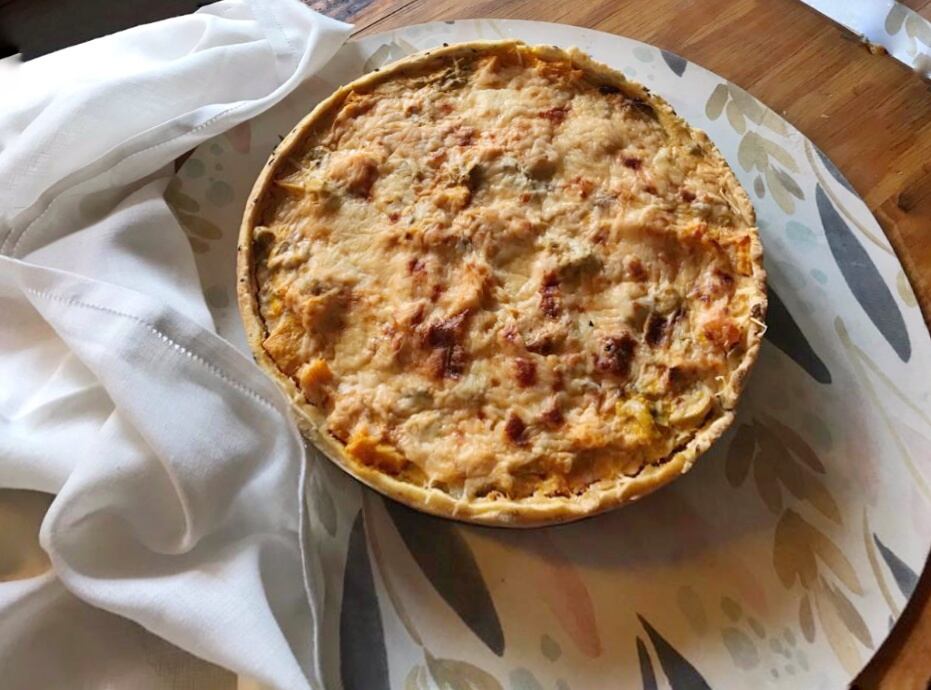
[168,20,931,690]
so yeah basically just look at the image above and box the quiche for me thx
[237,40,767,526]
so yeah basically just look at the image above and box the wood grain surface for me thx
[0,0,927,687]
[326,1,931,688]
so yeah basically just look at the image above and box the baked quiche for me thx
[238,40,767,526]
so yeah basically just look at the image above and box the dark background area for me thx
[0,0,369,59]
[0,0,210,59]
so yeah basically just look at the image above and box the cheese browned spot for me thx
[248,42,765,508]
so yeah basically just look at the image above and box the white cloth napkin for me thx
[0,2,350,689]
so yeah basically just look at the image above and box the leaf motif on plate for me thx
[764,164,804,214]
[721,626,760,670]
[362,493,423,645]
[905,12,931,45]
[165,178,200,213]
[738,132,797,173]
[636,637,659,690]
[873,534,919,599]
[772,167,803,199]
[540,633,562,661]
[774,509,862,594]
[753,442,782,514]
[760,414,825,473]
[223,121,251,154]
[727,84,762,124]
[661,49,688,76]
[766,286,832,384]
[752,175,765,198]
[755,421,840,523]
[804,143,893,256]
[165,176,224,253]
[725,100,746,134]
[384,500,505,656]
[820,577,873,649]
[814,146,855,194]
[676,586,708,636]
[774,510,819,589]
[798,594,815,643]
[725,423,755,487]
[727,416,841,531]
[522,532,603,658]
[655,492,769,615]
[405,665,430,690]
[885,3,907,34]
[896,270,918,307]
[638,615,712,690]
[705,84,728,120]
[817,185,911,362]
[341,511,390,690]
[814,580,862,676]
[509,668,545,690]
[862,511,901,617]
[836,317,931,502]
[425,652,503,690]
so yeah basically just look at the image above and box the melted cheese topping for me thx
[252,45,763,503]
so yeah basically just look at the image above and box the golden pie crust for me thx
[237,40,767,526]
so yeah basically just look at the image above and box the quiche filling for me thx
[250,44,764,505]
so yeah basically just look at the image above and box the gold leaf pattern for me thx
[705,84,728,120]
[836,317,931,502]
[821,578,873,649]
[753,445,782,514]
[760,414,825,473]
[189,236,209,254]
[798,475,842,526]
[759,108,789,135]
[737,132,765,170]
[165,178,200,214]
[756,422,840,524]
[896,269,918,307]
[762,138,799,173]
[725,100,746,134]
[769,448,807,503]
[737,132,802,212]
[799,594,816,643]
[676,586,708,635]
[405,665,430,690]
[178,213,223,240]
[765,166,795,214]
[862,510,900,617]
[905,13,931,45]
[725,423,754,487]
[727,84,762,124]
[774,511,819,589]
[814,583,862,676]
[425,653,504,690]
[772,167,804,198]
[774,510,863,594]
[802,141,894,255]
[885,3,907,33]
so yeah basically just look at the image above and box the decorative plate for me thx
[168,20,931,690]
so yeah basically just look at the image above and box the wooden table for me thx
[328,1,931,688]
[0,0,928,687]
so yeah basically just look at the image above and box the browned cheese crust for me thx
[238,41,767,526]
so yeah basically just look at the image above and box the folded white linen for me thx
[0,2,351,688]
